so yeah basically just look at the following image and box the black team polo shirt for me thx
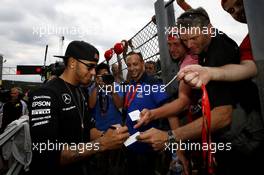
[29,77,95,175]
[198,32,240,109]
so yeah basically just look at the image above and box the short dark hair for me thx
[145,60,156,71]
[145,60,155,65]
[177,7,210,28]
[126,51,144,62]
[96,63,110,74]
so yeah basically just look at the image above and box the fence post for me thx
[155,0,179,95]
[0,54,3,81]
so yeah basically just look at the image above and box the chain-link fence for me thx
[106,0,176,83]
[107,16,161,79]
[129,20,160,63]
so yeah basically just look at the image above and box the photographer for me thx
[88,63,124,175]
[89,63,123,130]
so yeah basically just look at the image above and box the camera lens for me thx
[102,74,115,85]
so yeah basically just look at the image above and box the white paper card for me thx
[124,132,140,147]
[112,124,122,128]
[129,110,141,121]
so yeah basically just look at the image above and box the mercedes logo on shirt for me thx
[62,93,71,104]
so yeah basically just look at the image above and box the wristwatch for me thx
[167,130,177,143]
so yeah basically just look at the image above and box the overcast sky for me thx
[1,0,248,82]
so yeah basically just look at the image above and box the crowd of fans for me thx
[0,1,263,175]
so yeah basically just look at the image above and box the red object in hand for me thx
[104,49,113,61]
[114,42,124,55]
[201,84,214,175]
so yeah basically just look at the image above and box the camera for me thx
[102,74,115,85]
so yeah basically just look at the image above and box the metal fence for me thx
[128,20,160,63]
[107,17,161,79]
[107,0,177,91]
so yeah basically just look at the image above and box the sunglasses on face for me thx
[75,58,97,70]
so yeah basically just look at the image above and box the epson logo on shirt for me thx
[31,109,51,115]
[32,101,51,107]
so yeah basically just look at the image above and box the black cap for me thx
[54,40,99,62]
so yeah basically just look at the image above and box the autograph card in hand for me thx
[128,110,140,122]
[124,132,140,147]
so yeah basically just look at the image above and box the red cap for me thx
[167,32,179,41]
[167,35,178,41]
[167,27,179,41]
